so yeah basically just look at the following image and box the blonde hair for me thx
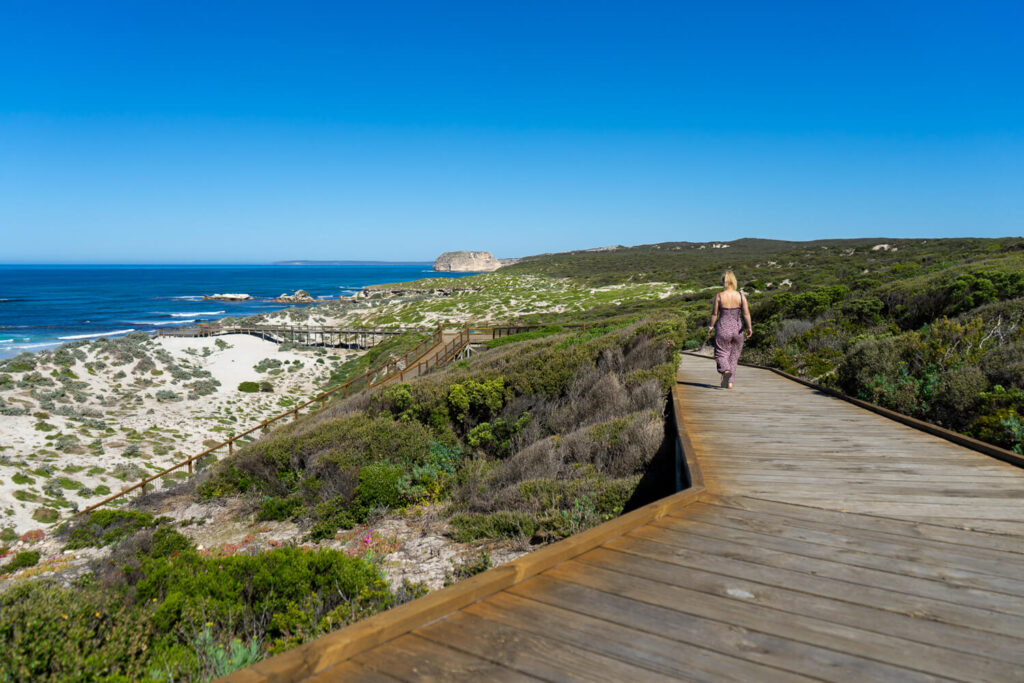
[722,270,738,290]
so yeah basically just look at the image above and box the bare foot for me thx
[721,371,732,388]
[728,383,734,389]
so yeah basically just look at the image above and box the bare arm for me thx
[708,294,720,333]
[741,293,753,338]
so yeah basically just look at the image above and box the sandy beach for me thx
[0,332,361,535]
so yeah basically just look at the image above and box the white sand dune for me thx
[0,334,361,535]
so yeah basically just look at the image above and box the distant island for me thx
[433,250,519,272]
[272,260,433,265]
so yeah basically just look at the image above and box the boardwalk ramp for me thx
[230,355,1024,682]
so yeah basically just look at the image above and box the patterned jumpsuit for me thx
[714,293,745,379]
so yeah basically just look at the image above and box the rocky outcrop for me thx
[275,289,314,303]
[203,293,252,301]
[355,286,476,300]
[433,251,505,272]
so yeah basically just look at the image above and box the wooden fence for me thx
[157,324,409,349]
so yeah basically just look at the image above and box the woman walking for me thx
[707,270,753,389]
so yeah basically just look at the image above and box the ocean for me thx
[0,264,471,359]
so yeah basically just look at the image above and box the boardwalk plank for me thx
[307,660,401,682]
[351,634,536,682]
[671,504,1024,577]
[629,516,1024,616]
[540,560,1020,681]
[649,514,1024,597]
[576,545,1024,663]
[465,592,801,682]
[710,496,1024,550]
[510,575,948,682]
[416,610,678,682]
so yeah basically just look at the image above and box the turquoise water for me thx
[0,264,470,358]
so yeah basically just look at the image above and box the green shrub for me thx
[193,627,261,678]
[768,285,850,320]
[0,580,158,682]
[237,381,260,393]
[397,442,461,503]
[257,496,303,521]
[1,353,36,373]
[447,378,505,421]
[197,463,262,499]
[186,378,220,399]
[32,508,59,523]
[254,358,283,373]
[0,545,395,682]
[148,528,195,557]
[133,546,392,647]
[354,463,404,511]
[446,550,492,585]
[65,509,168,549]
[6,551,40,571]
[449,511,538,542]
[306,497,358,541]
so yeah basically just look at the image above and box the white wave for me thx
[170,311,223,317]
[171,295,204,301]
[58,328,136,340]
[0,339,13,343]
[10,342,60,350]
[128,320,196,326]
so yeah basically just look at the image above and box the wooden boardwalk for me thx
[231,355,1024,682]
[157,324,408,348]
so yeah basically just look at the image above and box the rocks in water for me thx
[433,250,512,272]
[203,293,252,301]
[275,289,315,303]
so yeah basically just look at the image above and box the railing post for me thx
[228,436,233,456]
[293,408,299,422]
[141,475,147,495]
[188,459,193,474]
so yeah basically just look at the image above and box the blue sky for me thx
[1,1,1021,263]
